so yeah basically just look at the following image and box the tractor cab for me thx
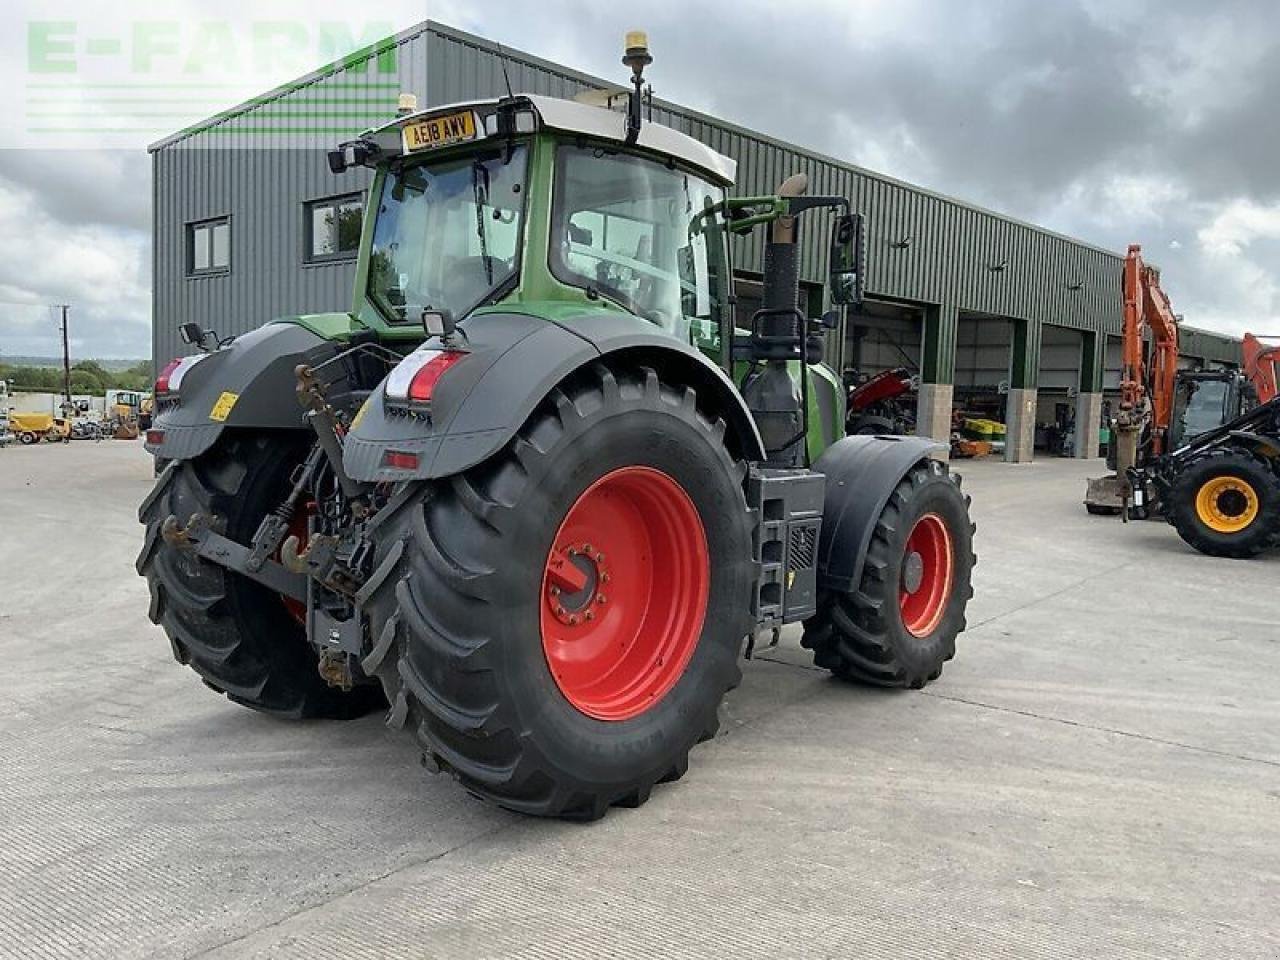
[331,92,737,361]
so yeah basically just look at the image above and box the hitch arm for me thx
[162,513,308,603]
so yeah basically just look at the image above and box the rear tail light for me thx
[155,354,206,394]
[381,450,420,470]
[145,429,165,446]
[384,349,467,405]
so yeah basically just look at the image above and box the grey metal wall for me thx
[151,20,1242,371]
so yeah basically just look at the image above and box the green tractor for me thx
[139,35,975,819]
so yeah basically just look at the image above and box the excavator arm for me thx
[1117,243,1180,463]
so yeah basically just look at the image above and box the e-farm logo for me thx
[23,19,401,146]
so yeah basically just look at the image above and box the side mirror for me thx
[327,140,375,175]
[178,321,203,346]
[829,212,865,306]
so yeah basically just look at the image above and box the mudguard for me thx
[344,308,765,483]
[813,434,947,594]
[144,323,339,461]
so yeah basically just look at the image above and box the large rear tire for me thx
[1166,449,1280,558]
[362,364,755,820]
[137,433,384,718]
[801,460,975,687]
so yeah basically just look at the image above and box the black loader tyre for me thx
[1167,449,1280,558]
[802,459,975,688]
[137,432,384,718]
[361,364,755,820]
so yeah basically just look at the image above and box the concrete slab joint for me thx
[916,382,954,447]
[1074,391,1103,459]
[1004,387,1037,462]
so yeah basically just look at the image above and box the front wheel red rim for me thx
[540,466,710,721]
[899,513,955,638]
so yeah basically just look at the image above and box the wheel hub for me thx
[901,551,925,594]
[545,543,609,625]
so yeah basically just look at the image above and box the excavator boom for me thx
[1119,244,1180,453]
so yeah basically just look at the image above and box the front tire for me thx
[1167,450,1280,558]
[802,460,975,687]
[362,364,755,819]
[137,434,384,718]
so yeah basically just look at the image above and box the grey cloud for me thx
[0,150,151,235]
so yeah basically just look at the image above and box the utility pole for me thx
[57,303,71,405]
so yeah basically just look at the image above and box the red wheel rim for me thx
[899,513,954,638]
[540,466,710,721]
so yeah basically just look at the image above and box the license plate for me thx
[401,111,477,152]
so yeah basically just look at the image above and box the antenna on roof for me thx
[621,31,653,146]
[494,40,515,100]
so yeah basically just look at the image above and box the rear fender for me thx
[145,323,339,461]
[344,309,765,483]
[814,435,947,593]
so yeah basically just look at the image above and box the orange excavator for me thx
[1085,245,1272,514]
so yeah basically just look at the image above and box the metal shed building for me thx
[150,20,1243,461]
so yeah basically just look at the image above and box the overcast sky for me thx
[1,0,1277,360]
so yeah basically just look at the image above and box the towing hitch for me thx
[161,512,308,603]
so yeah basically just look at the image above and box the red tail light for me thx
[155,354,206,394]
[384,349,467,405]
[154,359,181,393]
[381,450,420,470]
[146,429,165,446]
[407,352,467,402]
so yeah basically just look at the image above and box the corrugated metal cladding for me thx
[151,20,1241,372]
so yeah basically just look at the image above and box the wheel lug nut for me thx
[583,543,593,553]
[550,586,560,596]
[584,610,595,621]
[569,614,579,624]
[596,594,607,605]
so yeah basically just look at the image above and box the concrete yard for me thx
[0,440,1276,959]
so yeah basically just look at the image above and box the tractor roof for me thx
[364,94,737,186]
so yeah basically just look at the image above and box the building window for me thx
[306,193,363,263]
[187,217,230,276]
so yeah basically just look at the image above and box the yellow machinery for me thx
[7,411,71,444]
[104,390,147,439]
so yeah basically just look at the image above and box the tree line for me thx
[0,359,153,396]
